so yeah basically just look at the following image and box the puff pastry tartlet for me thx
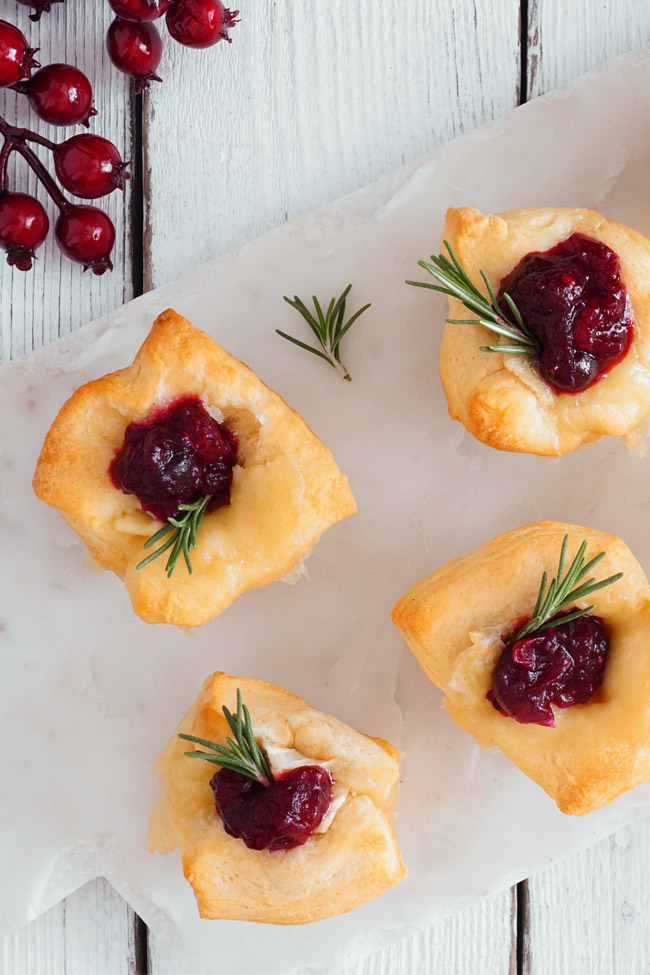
[33,310,356,626]
[392,522,650,815]
[434,206,650,455]
[148,672,406,924]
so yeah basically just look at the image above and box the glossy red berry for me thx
[14,0,64,21]
[53,134,130,199]
[55,205,115,274]
[0,19,39,87]
[22,63,97,126]
[106,18,162,92]
[166,0,239,47]
[0,191,49,271]
[108,0,170,22]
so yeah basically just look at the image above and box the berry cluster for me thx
[0,18,128,273]
[2,0,240,276]
[106,0,239,92]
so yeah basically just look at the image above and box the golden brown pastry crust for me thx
[392,521,650,815]
[439,207,650,455]
[148,672,406,924]
[33,309,356,626]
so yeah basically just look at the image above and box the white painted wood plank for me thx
[347,890,516,975]
[5,2,650,974]
[528,0,650,99]
[0,3,138,973]
[0,1,134,362]
[524,821,650,974]
[1,878,139,975]
[144,3,521,972]
[144,0,521,288]
[147,890,515,975]
[523,6,650,975]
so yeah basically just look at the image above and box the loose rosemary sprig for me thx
[277,284,371,381]
[136,493,209,578]
[179,688,273,786]
[513,535,623,642]
[406,241,536,355]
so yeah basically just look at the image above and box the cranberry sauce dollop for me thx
[109,397,237,522]
[210,765,333,852]
[487,611,609,727]
[497,233,634,393]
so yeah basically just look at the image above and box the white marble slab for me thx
[3,45,650,975]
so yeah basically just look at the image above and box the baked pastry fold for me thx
[392,521,650,815]
[148,673,407,924]
[33,309,356,626]
[439,207,650,455]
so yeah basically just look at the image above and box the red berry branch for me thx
[2,0,240,277]
[12,0,240,90]
[0,19,96,125]
[0,117,127,273]
[105,0,240,91]
[0,18,129,273]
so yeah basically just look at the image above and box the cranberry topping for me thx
[210,765,333,851]
[488,611,609,727]
[497,233,634,393]
[109,396,237,522]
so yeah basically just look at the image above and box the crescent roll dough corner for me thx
[32,309,356,626]
[392,521,650,815]
[148,673,407,924]
[438,207,650,455]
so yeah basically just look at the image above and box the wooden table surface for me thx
[2,2,650,973]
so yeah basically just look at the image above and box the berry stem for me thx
[0,120,71,212]
[0,112,65,206]
[8,80,30,96]
[0,140,14,191]
[0,114,56,151]
[13,141,69,211]
[22,126,56,150]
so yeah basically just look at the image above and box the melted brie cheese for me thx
[114,511,156,535]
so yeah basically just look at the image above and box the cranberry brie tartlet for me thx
[32,310,356,625]
[418,206,650,455]
[148,673,406,924]
[392,522,650,815]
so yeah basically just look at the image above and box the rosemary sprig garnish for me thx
[277,284,371,381]
[406,241,536,356]
[136,493,209,578]
[513,535,623,642]
[179,688,273,786]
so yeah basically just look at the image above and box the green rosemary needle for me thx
[179,688,273,786]
[277,284,371,381]
[513,535,623,642]
[406,241,536,356]
[136,493,209,578]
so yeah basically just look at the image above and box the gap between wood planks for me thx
[127,2,532,970]
[514,0,530,975]
[131,88,145,302]
[130,86,149,975]
[515,1,530,970]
